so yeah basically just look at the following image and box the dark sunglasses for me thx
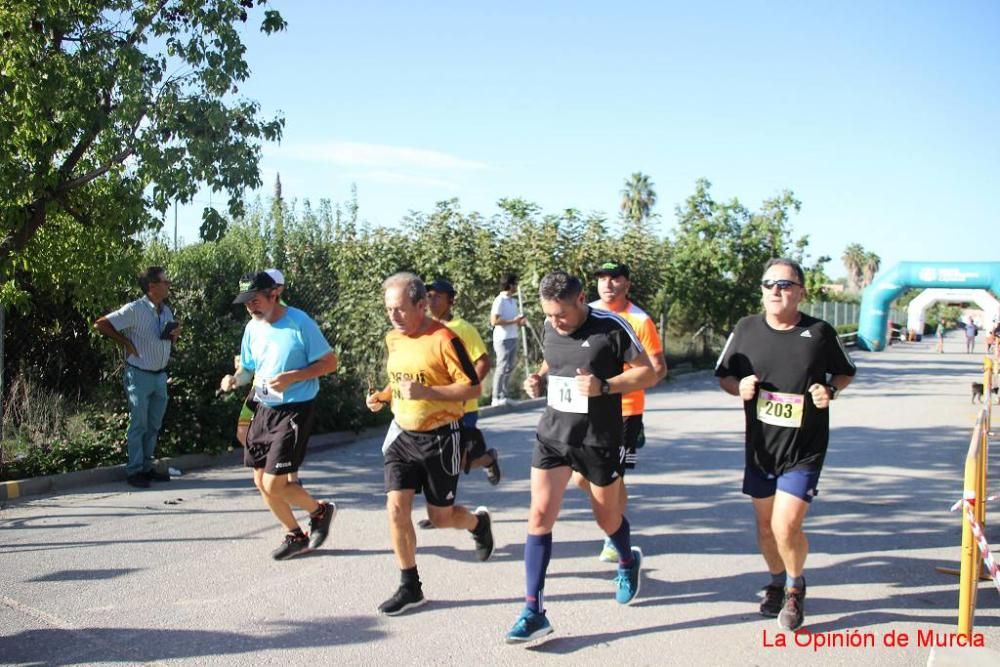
[761,279,800,291]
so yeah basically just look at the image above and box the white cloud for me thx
[272,141,487,172]
[352,170,458,189]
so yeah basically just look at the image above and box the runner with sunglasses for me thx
[715,258,855,632]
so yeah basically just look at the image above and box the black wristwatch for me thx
[600,379,611,396]
[826,384,838,400]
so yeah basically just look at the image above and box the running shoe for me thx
[614,546,642,604]
[777,584,806,631]
[377,585,426,616]
[144,468,170,482]
[484,448,502,485]
[308,501,336,550]
[505,607,553,644]
[758,584,784,617]
[417,518,435,530]
[598,537,619,563]
[271,531,310,560]
[126,473,150,489]
[472,506,494,561]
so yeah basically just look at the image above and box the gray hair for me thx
[763,257,805,285]
[539,271,583,301]
[382,271,426,304]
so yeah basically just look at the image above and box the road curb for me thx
[0,398,548,503]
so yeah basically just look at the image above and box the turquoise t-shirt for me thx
[240,306,332,405]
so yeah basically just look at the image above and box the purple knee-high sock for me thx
[524,532,553,613]
[608,516,633,566]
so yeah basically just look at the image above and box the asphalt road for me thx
[2,332,999,666]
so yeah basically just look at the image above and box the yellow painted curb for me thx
[2,480,20,500]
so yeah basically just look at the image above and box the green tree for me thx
[0,0,286,305]
[841,243,866,292]
[619,172,657,224]
[861,251,881,288]
[665,179,804,337]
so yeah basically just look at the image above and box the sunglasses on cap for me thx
[761,279,801,291]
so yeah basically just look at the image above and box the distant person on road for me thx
[935,321,945,354]
[490,272,526,405]
[366,272,495,616]
[94,266,181,489]
[505,271,656,644]
[219,271,338,561]
[965,317,978,354]
[716,258,856,632]
[575,261,667,562]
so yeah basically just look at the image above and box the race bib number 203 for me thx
[756,389,804,428]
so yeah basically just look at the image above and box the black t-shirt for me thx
[715,313,856,474]
[536,307,643,448]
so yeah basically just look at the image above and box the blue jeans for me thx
[492,338,518,402]
[123,366,169,476]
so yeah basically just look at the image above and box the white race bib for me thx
[253,377,284,405]
[547,375,589,414]
[756,390,804,428]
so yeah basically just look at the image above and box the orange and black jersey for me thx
[385,320,480,432]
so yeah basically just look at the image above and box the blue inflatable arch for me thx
[858,262,1000,351]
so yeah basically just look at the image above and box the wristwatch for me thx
[600,379,611,396]
[826,384,838,400]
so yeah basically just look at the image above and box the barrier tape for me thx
[950,493,999,512]
[951,497,1000,595]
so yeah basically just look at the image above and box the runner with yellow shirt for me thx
[366,272,495,617]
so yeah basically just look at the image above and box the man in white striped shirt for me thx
[95,267,181,489]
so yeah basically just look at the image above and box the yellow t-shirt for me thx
[591,300,664,416]
[385,320,480,432]
[442,316,488,414]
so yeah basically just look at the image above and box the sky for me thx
[171,1,1000,278]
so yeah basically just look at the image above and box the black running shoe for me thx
[472,506,494,561]
[759,584,784,617]
[484,448,502,486]
[126,473,150,489]
[144,468,170,482]
[308,501,337,550]
[777,584,806,631]
[377,585,426,616]
[271,531,310,560]
[417,518,435,530]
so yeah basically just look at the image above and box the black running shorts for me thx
[383,421,462,507]
[244,400,315,475]
[532,437,624,487]
[622,414,645,471]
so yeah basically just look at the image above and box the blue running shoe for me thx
[598,537,619,563]
[505,607,553,644]
[614,546,642,604]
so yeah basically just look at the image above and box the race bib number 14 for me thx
[547,375,589,414]
[756,389,804,428]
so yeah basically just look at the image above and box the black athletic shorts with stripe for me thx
[244,400,315,475]
[532,436,625,487]
[383,421,462,507]
[622,414,645,471]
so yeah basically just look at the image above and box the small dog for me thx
[971,382,999,403]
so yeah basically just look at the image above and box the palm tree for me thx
[841,243,866,292]
[861,251,881,288]
[620,172,657,224]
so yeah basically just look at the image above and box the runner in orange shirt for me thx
[575,261,668,562]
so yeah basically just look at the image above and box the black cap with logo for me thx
[232,271,278,304]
